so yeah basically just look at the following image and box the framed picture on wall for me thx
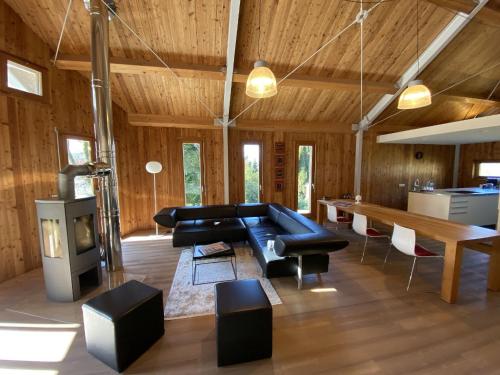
[274,142,285,155]
[275,181,284,192]
[275,155,284,167]
[275,168,284,179]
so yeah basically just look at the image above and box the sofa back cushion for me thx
[267,204,282,223]
[277,212,311,234]
[237,203,269,218]
[175,205,237,221]
[279,205,328,234]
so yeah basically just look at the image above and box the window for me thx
[66,138,94,198]
[296,144,315,214]
[476,162,500,177]
[7,60,43,96]
[1,52,49,102]
[182,142,203,206]
[243,144,261,203]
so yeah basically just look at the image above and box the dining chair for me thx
[352,212,389,263]
[385,223,443,291]
[327,204,352,229]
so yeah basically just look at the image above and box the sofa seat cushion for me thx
[247,225,287,248]
[173,218,247,247]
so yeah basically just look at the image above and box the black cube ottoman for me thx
[215,279,272,366]
[82,280,164,373]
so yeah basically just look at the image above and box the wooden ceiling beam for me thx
[55,55,397,94]
[425,0,500,25]
[55,55,225,80]
[127,113,350,133]
[441,93,500,107]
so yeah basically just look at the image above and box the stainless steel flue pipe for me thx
[86,0,123,271]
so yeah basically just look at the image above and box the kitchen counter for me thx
[411,187,499,196]
[408,187,499,226]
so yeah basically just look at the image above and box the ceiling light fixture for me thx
[398,0,431,110]
[246,0,277,98]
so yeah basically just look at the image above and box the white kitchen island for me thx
[408,187,499,226]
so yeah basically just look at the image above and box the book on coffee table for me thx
[197,241,232,256]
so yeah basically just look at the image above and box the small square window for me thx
[477,162,500,178]
[7,60,43,96]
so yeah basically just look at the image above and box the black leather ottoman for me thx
[82,280,164,373]
[215,279,272,366]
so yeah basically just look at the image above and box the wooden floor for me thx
[1,226,500,374]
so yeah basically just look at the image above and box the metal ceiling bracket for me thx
[355,10,368,24]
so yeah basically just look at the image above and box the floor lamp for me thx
[145,161,163,236]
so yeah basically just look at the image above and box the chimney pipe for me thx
[87,0,123,271]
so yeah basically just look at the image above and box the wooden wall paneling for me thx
[115,123,225,236]
[459,142,500,187]
[0,96,24,281]
[228,128,356,217]
[0,0,99,282]
[362,132,455,210]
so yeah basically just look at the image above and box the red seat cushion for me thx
[337,216,351,223]
[366,228,386,237]
[414,243,438,257]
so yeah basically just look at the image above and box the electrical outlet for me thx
[399,183,406,188]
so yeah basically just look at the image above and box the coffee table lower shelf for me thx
[191,243,237,286]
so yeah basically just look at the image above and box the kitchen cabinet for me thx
[408,188,499,226]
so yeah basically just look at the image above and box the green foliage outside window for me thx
[183,143,202,206]
[244,144,260,203]
[297,145,312,212]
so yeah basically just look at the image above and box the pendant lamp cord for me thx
[416,0,420,75]
[360,1,364,124]
[258,0,262,60]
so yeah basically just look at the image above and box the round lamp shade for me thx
[145,161,163,174]
[246,60,278,99]
[397,80,432,110]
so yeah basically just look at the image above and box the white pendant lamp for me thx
[246,0,277,99]
[145,161,163,236]
[398,80,432,109]
[246,60,277,98]
[398,0,431,110]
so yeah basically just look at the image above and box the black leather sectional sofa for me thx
[154,203,349,286]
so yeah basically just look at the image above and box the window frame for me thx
[294,142,316,216]
[59,133,96,198]
[473,160,500,178]
[181,140,206,206]
[59,133,95,167]
[0,51,50,104]
[242,141,263,204]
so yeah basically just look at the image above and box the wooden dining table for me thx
[317,199,500,304]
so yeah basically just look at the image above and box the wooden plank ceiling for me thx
[374,1,500,132]
[4,0,499,132]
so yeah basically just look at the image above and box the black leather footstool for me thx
[215,279,272,366]
[82,280,164,373]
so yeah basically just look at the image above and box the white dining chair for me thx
[352,212,389,263]
[327,204,352,229]
[385,223,443,291]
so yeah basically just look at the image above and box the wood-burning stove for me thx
[35,196,102,302]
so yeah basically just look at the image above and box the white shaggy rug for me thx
[164,246,282,320]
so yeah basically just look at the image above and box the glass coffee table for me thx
[191,242,237,286]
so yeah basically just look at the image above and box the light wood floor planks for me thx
[1,226,500,374]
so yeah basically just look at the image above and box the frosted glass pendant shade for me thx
[398,80,432,109]
[245,60,277,98]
